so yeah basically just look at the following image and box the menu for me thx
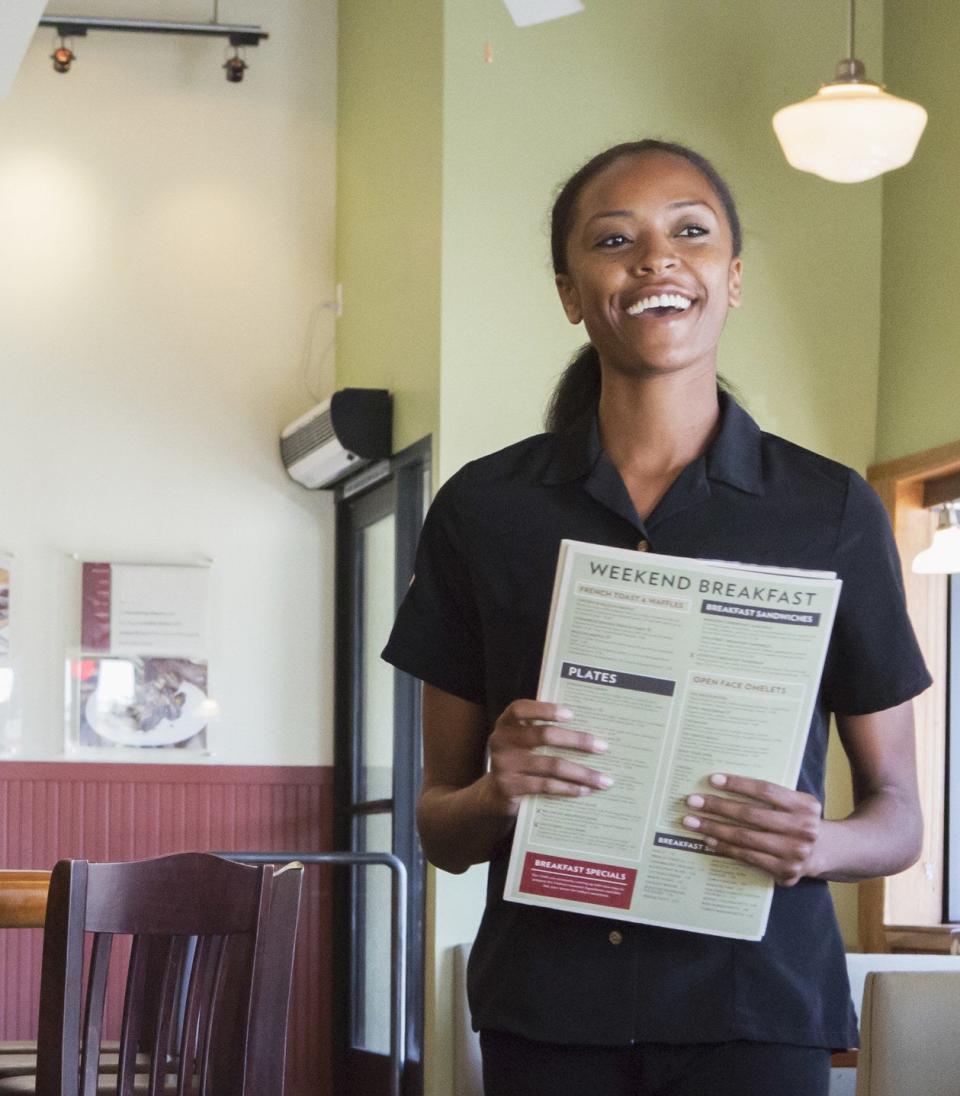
[503,540,841,941]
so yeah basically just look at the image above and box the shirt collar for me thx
[541,389,764,496]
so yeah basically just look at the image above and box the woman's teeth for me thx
[626,294,694,316]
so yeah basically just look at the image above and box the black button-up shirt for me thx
[383,393,931,1049]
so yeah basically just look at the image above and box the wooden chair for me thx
[0,853,303,1096]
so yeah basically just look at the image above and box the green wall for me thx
[336,0,444,453]
[439,0,884,483]
[878,0,960,461]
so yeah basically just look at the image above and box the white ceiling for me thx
[0,2,48,100]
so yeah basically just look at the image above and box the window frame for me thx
[946,574,959,923]
[864,439,960,952]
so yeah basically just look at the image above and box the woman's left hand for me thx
[681,773,823,886]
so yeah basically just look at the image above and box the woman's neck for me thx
[597,368,721,483]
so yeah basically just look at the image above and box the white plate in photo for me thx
[85,680,208,747]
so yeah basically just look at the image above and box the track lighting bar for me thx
[39,15,267,48]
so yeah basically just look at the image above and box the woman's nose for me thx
[629,242,679,275]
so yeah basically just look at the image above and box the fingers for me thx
[682,791,820,835]
[486,700,613,806]
[707,771,817,808]
[491,700,609,755]
[492,763,613,802]
[681,773,822,886]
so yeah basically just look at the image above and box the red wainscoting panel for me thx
[0,761,333,1096]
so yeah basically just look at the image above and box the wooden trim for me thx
[923,470,960,509]
[883,925,960,955]
[830,1050,858,1069]
[0,761,325,785]
[863,439,960,951]
[0,870,51,928]
[869,436,960,485]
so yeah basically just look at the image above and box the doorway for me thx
[334,439,429,1096]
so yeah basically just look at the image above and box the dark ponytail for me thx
[544,139,743,434]
[544,344,601,435]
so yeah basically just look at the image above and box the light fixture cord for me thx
[848,0,855,59]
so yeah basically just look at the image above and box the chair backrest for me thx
[855,970,960,1096]
[34,853,304,1096]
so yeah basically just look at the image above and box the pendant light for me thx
[772,0,927,183]
[912,505,960,575]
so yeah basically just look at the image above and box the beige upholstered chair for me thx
[855,971,960,1096]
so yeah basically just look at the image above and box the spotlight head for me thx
[51,45,75,74]
[223,55,247,83]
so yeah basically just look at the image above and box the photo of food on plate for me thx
[74,656,210,750]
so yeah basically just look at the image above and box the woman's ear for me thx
[555,274,583,324]
[727,258,743,309]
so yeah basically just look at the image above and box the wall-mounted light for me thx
[772,0,927,183]
[39,9,268,83]
[50,39,76,75]
[913,504,960,575]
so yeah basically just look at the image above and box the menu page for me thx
[503,540,841,940]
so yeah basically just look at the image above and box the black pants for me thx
[480,1030,832,1096]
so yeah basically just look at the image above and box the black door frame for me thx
[333,437,430,1096]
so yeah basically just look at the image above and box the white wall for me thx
[0,1,338,765]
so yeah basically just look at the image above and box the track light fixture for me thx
[39,7,268,83]
[223,49,247,84]
[51,39,76,74]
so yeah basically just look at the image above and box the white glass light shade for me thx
[773,82,927,183]
[913,510,960,575]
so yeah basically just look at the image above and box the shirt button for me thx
[608,930,623,946]
[636,539,650,552]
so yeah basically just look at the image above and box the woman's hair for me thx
[544,139,742,434]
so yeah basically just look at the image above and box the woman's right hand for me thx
[483,699,613,817]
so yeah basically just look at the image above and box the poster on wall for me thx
[0,551,17,753]
[66,561,213,755]
[0,554,10,666]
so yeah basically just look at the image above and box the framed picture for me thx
[66,561,213,756]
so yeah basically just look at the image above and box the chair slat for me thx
[116,936,149,1096]
[175,935,220,1096]
[196,934,231,1095]
[79,934,112,1096]
[147,937,182,1093]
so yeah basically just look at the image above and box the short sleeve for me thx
[381,470,486,705]
[821,470,932,715]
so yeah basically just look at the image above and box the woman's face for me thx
[555,152,742,380]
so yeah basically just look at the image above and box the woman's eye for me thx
[596,234,629,248]
[677,223,709,238]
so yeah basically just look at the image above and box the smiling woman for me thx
[382,139,932,1096]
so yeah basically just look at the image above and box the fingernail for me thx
[686,794,705,808]
[710,773,728,787]
[556,707,574,721]
[578,786,592,796]
[682,815,701,829]
[592,739,610,753]
[704,836,718,848]
[597,775,614,789]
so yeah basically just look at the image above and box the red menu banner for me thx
[81,563,112,652]
[519,852,637,910]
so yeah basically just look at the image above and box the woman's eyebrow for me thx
[586,209,632,223]
[586,199,717,224]
[668,199,717,214]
